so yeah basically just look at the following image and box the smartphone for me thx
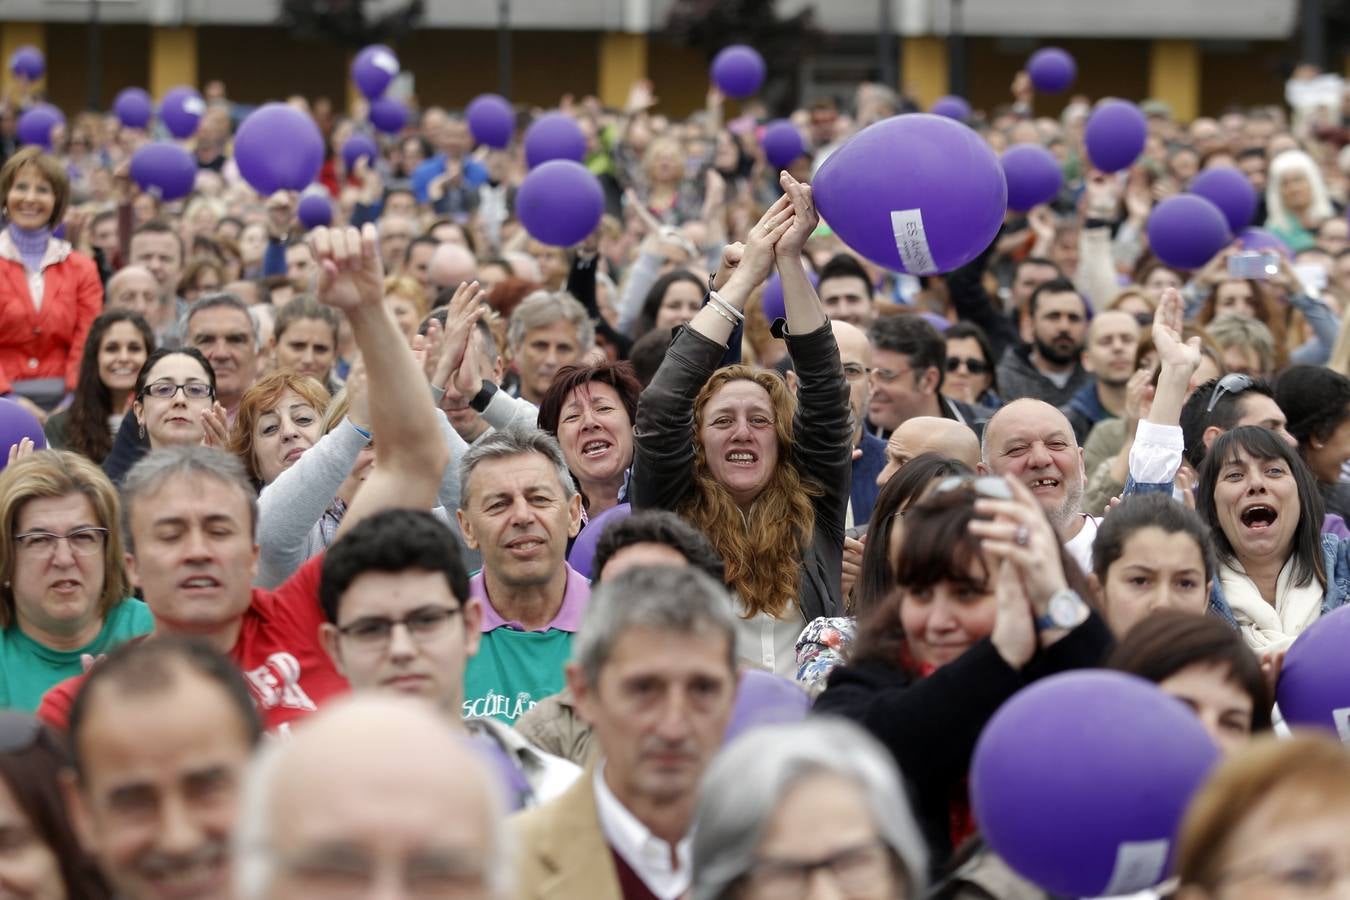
[1227,251,1280,280]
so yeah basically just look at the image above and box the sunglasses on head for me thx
[945,356,990,375]
[930,475,1014,501]
[1206,373,1256,414]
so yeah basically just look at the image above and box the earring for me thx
[137,421,146,440]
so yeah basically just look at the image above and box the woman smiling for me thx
[536,361,639,519]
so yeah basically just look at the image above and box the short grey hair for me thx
[572,566,737,686]
[458,426,577,509]
[121,446,257,554]
[506,290,595,353]
[185,292,262,351]
[690,718,929,900]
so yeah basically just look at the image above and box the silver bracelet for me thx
[705,299,739,327]
[707,290,745,323]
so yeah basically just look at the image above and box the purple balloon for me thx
[814,113,1007,275]
[931,95,972,121]
[351,44,399,100]
[761,119,805,169]
[0,398,47,470]
[466,94,515,149]
[297,193,334,230]
[16,104,63,149]
[129,142,197,202]
[9,46,44,81]
[920,312,952,332]
[1189,166,1257,233]
[723,670,809,745]
[1027,47,1076,94]
[710,45,767,99]
[341,133,379,173]
[159,86,205,140]
[1084,99,1147,174]
[368,97,407,135]
[523,113,586,169]
[1277,605,1350,740]
[973,671,1219,897]
[1237,226,1290,254]
[517,160,605,248]
[1147,194,1232,270]
[234,103,325,195]
[1001,144,1063,212]
[566,503,632,579]
[760,270,819,323]
[114,88,153,129]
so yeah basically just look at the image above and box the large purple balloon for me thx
[1237,226,1290,254]
[566,503,631,579]
[341,133,378,173]
[160,86,205,139]
[1027,47,1076,93]
[1000,144,1062,212]
[931,95,972,121]
[129,142,197,202]
[814,113,1007,275]
[234,103,325,195]
[114,88,153,129]
[351,44,399,100]
[524,113,586,169]
[723,670,809,745]
[760,270,819,323]
[297,193,333,230]
[973,671,1219,897]
[1084,100,1147,173]
[710,45,766,99]
[9,46,44,81]
[16,104,63,149]
[1277,606,1350,740]
[517,160,605,248]
[1147,194,1232,270]
[0,398,47,470]
[761,119,805,169]
[368,97,407,135]
[1189,166,1257,234]
[466,94,515,149]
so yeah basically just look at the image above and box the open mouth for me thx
[50,579,81,592]
[581,439,611,458]
[726,450,758,466]
[506,536,545,553]
[179,575,221,590]
[1027,477,1060,492]
[1240,504,1278,530]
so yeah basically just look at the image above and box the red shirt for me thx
[38,555,348,733]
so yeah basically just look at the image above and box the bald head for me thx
[235,697,509,899]
[832,320,872,442]
[105,265,166,326]
[429,243,479,295]
[876,416,980,486]
[979,398,1085,530]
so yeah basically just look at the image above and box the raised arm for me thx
[309,225,450,534]
[1128,287,1200,491]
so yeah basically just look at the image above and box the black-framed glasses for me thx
[931,475,1014,500]
[1206,373,1255,414]
[336,606,462,648]
[141,380,214,401]
[945,356,990,375]
[13,526,109,557]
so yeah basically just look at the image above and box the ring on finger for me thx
[1014,525,1030,547]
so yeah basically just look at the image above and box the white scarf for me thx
[1218,557,1323,652]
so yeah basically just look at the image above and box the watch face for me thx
[1050,591,1085,627]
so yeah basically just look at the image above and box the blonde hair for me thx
[0,451,131,627]
[382,274,429,320]
[683,367,821,618]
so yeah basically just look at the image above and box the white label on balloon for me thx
[1333,706,1350,742]
[890,208,937,275]
[373,51,399,75]
[184,98,205,116]
[1102,840,1169,896]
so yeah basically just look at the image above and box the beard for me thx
[1049,476,1086,533]
[1035,334,1081,367]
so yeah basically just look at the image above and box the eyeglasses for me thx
[141,380,214,401]
[1205,373,1255,414]
[265,845,488,898]
[744,840,896,900]
[945,356,990,376]
[336,606,462,648]
[13,526,108,557]
[870,365,914,384]
[842,363,870,383]
[930,475,1014,500]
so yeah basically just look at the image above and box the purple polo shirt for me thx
[471,563,591,633]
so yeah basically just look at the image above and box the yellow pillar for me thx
[598,33,648,111]
[149,26,199,98]
[1148,39,1200,124]
[0,23,46,100]
[902,37,949,112]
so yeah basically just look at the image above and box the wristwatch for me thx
[1035,589,1090,631]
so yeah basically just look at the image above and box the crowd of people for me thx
[0,59,1343,899]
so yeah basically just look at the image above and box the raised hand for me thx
[201,402,229,449]
[430,281,489,397]
[1152,287,1201,373]
[989,558,1038,669]
[310,224,385,313]
[726,194,794,295]
[968,476,1069,610]
[712,242,744,291]
[775,171,819,260]
[346,357,370,430]
[6,436,35,467]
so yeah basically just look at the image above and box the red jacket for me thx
[0,236,102,395]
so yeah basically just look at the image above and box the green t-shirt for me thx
[0,599,154,712]
[462,628,574,724]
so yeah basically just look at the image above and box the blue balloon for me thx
[524,113,586,169]
[0,398,46,470]
[1147,194,1232,270]
[341,133,379,173]
[1001,144,1063,212]
[16,105,63,150]
[1027,47,1076,93]
[9,46,44,81]
[710,45,766,99]
[466,94,515,149]
[159,86,204,140]
[566,503,632,579]
[351,44,399,100]
[234,103,325,195]
[1189,166,1258,233]
[297,193,334,230]
[761,120,806,169]
[1084,100,1147,173]
[114,88,154,129]
[931,95,972,121]
[129,142,197,202]
[369,97,407,135]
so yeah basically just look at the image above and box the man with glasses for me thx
[826,320,887,525]
[864,314,980,441]
[318,507,579,806]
